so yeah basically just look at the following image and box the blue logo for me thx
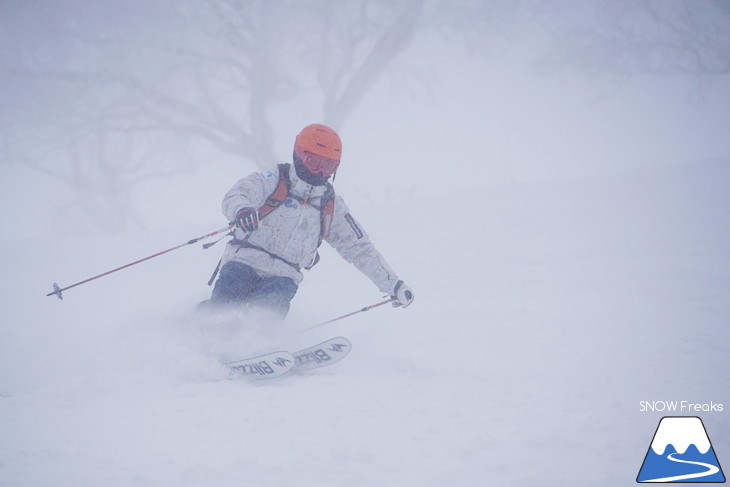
[284,197,299,209]
[637,416,725,483]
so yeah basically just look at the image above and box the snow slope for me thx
[1,159,729,486]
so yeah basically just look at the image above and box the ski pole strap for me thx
[207,258,223,286]
[202,231,233,250]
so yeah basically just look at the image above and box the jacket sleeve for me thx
[221,170,279,223]
[325,195,400,294]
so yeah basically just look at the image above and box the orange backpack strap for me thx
[258,164,291,219]
[259,163,335,244]
[319,187,335,243]
[305,184,335,271]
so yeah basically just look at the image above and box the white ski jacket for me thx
[219,164,400,294]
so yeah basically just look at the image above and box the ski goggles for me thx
[301,152,340,177]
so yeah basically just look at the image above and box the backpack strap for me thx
[318,184,335,244]
[240,163,336,271]
[304,183,335,271]
[258,164,291,219]
[258,163,335,246]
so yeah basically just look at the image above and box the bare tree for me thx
[1,0,526,233]
[316,0,425,127]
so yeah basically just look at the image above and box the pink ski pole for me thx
[307,298,396,329]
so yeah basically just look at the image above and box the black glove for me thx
[235,207,259,232]
[391,280,414,308]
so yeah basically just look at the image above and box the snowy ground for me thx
[1,159,729,486]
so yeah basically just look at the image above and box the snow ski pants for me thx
[210,261,298,319]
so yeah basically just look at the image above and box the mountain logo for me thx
[637,416,725,483]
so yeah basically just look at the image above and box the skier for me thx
[204,123,414,320]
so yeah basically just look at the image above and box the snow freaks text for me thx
[639,401,724,413]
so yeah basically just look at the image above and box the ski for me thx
[225,336,352,380]
[292,336,352,371]
[225,350,295,380]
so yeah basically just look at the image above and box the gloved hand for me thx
[234,207,259,232]
[391,280,414,308]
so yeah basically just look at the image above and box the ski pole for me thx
[47,224,234,300]
[307,298,396,329]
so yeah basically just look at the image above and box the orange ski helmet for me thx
[294,124,341,177]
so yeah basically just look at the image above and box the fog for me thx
[1,1,729,486]
[3,1,729,236]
